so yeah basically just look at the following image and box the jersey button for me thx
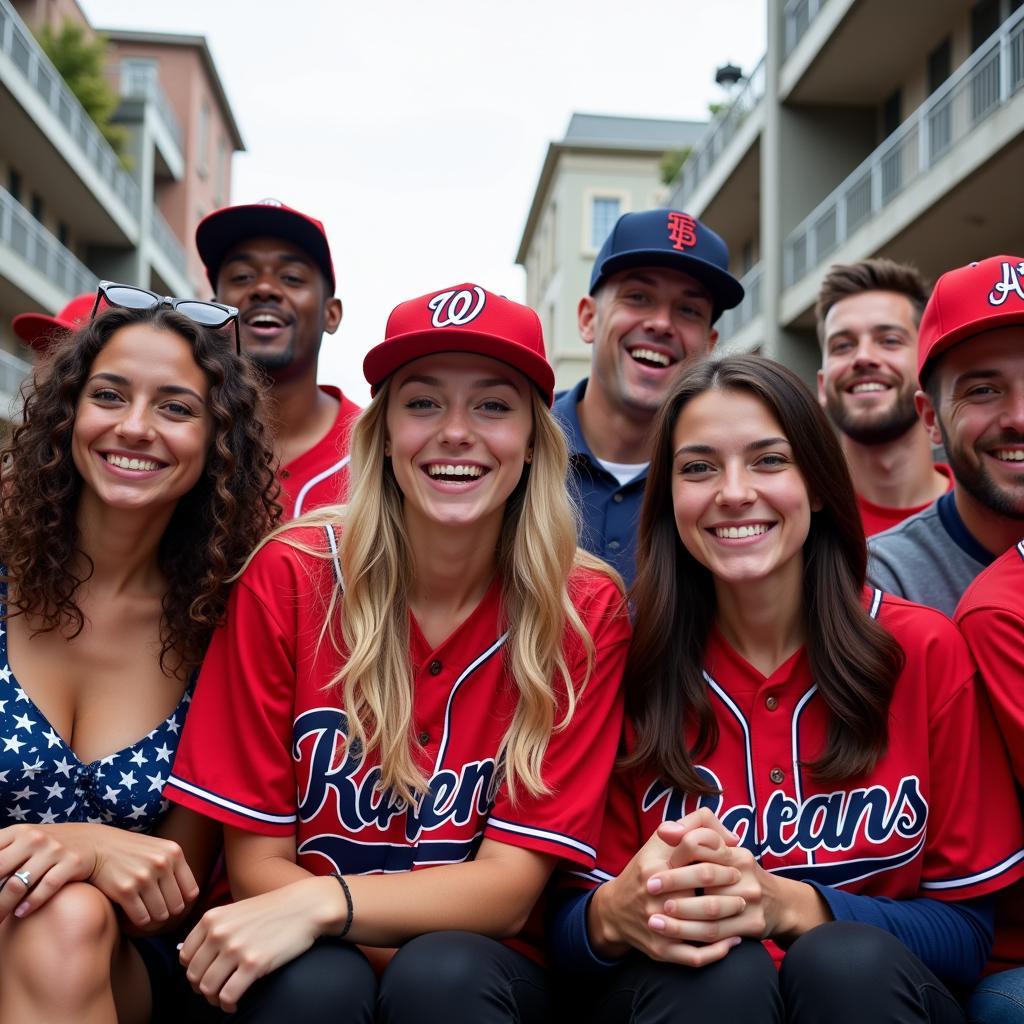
[418,731,430,745]
[608,540,621,551]
[613,493,624,503]
[765,695,778,711]
[429,659,442,675]
[769,767,785,784]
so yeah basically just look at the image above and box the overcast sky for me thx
[82,0,764,402]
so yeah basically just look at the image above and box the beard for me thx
[824,384,919,446]
[939,421,1024,520]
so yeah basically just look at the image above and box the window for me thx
[927,37,951,93]
[122,58,158,99]
[214,137,228,206]
[927,38,953,159]
[30,193,43,223]
[57,221,69,247]
[971,0,1000,49]
[8,169,21,203]
[589,196,621,251]
[197,100,210,177]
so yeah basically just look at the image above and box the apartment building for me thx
[0,0,242,416]
[669,0,1024,382]
[517,112,706,388]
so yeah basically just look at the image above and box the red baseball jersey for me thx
[857,464,953,537]
[569,588,1024,965]
[166,526,629,955]
[956,539,1024,971]
[278,386,362,519]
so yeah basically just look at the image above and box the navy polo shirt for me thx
[552,378,648,588]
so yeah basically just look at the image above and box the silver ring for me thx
[11,869,31,888]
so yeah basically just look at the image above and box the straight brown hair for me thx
[623,355,905,795]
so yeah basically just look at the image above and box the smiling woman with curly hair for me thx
[0,300,279,1024]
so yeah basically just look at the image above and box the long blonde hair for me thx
[271,381,616,804]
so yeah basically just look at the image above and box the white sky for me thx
[82,0,765,402]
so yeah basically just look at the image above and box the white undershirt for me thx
[594,456,648,487]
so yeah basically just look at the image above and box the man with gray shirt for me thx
[868,255,1024,615]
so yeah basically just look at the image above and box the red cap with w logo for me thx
[363,284,555,405]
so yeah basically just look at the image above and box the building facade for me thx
[669,0,1024,382]
[0,0,242,416]
[517,113,706,388]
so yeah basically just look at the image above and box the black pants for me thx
[232,931,550,1024]
[560,922,966,1024]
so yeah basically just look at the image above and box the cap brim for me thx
[363,330,555,407]
[591,250,745,320]
[196,205,335,293]
[920,307,1024,383]
[11,312,72,350]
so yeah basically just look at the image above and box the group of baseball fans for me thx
[0,196,1023,1024]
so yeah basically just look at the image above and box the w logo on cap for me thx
[429,287,486,328]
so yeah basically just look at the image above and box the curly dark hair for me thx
[0,304,281,676]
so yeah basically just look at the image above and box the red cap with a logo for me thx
[919,255,1024,383]
[363,284,555,406]
[12,293,96,352]
[196,199,336,294]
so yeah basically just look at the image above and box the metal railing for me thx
[784,0,830,57]
[671,56,766,210]
[0,0,140,217]
[149,204,188,279]
[0,346,32,410]
[717,263,763,342]
[110,62,183,152]
[784,6,1024,288]
[0,186,99,297]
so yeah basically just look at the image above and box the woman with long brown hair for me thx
[164,285,629,1022]
[0,290,279,1024]
[552,355,1024,1023]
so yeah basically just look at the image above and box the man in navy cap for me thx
[553,208,743,586]
[196,199,362,518]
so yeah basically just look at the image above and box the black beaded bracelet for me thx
[331,872,354,938]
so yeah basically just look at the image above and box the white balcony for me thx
[783,6,1024,297]
[147,203,192,297]
[0,0,140,242]
[783,0,830,56]
[717,263,763,347]
[0,344,32,420]
[669,56,766,216]
[109,61,185,181]
[0,185,98,310]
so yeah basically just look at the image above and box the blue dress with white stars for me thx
[0,599,193,834]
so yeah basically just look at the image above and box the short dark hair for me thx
[816,258,930,345]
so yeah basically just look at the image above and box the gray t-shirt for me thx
[867,494,991,617]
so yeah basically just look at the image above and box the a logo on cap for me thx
[258,198,284,207]
[667,212,698,252]
[989,261,1024,307]
[429,287,486,328]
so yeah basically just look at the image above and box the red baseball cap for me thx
[919,255,1024,384]
[196,198,336,294]
[11,293,96,351]
[363,284,555,406]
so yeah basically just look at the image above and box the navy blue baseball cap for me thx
[589,209,744,323]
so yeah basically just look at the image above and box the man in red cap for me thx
[196,199,361,518]
[868,255,1024,616]
[11,293,96,352]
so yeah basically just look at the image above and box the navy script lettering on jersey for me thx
[642,766,928,885]
[293,708,501,872]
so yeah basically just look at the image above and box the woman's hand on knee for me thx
[180,877,338,1014]
[0,824,94,921]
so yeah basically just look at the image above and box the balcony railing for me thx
[149,204,188,280]
[0,185,99,298]
[784,6,1024,288]
[0,0,140,217]
[718,263,763,342]
[0,345,32,410]
[672,56,766,210]
[784,0,830,57]
[110,62,184,152]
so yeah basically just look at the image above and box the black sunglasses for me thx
[91,281,241,355]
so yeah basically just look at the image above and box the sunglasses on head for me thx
[90,281,241,355]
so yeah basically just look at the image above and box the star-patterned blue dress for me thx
[0,598,193,834]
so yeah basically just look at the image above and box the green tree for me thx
[36,21,131,166]
[659,145,693,186]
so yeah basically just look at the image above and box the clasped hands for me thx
[591,807,781,967]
